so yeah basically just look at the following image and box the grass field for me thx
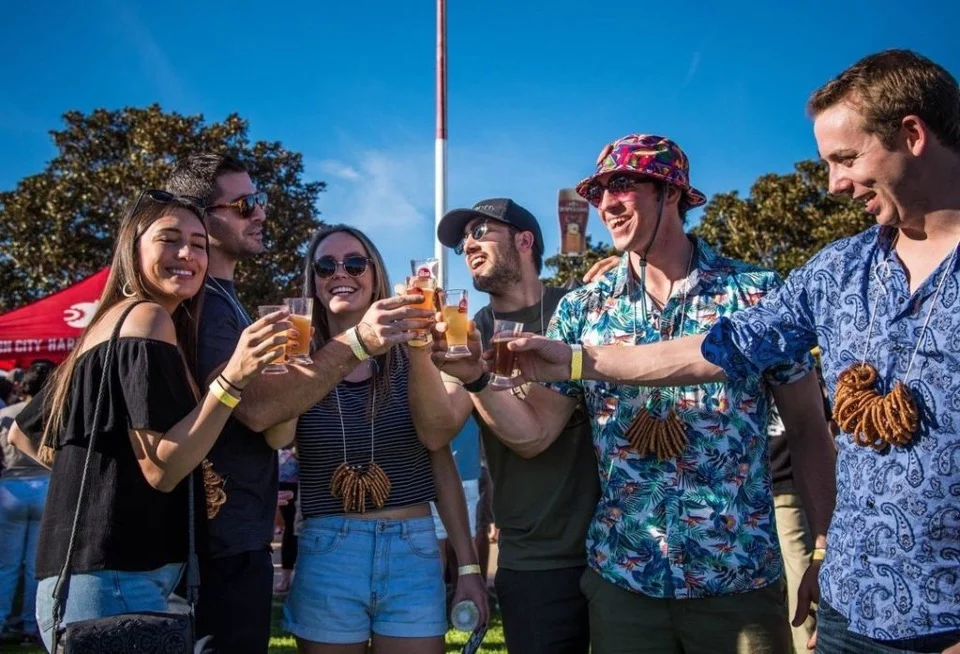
[0,601,508,653]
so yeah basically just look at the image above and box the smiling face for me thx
[595,174,670,253]
[204,171,266,260]
[312,231,376,317]
[815,102,916,229]
[462,218,523,295]
[137,207,208,310]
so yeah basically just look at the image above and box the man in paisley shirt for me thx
[503,50,960,654]
[444,134,837,653]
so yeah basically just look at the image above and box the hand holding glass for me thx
[405,275,437,347]
[283,297,313,365]
[257,305,288,374]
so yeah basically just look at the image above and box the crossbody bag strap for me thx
[49,300,150,648]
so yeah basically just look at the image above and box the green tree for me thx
[542,234,618,288]
[0,104,325,312]
[693,160,870,277]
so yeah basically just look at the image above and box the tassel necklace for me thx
[329,370,391,513]
[833,237,959,451]
[624,247,695,460]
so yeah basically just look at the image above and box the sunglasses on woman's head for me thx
[455,221,517,255]
[313,255,371,279]
[206,191,268,219]
[582,173,651,207]
[131,189,206,217]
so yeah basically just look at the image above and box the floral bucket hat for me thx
[575,134,707,208]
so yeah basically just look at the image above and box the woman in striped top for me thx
[282,225,488,654]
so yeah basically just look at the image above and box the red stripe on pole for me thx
[436,0,447,139]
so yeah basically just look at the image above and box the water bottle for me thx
[450,599,480,632]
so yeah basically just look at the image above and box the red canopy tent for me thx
[0,268,110,370]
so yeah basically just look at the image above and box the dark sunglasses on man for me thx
[312,255,372,279]
[582,173,650,207]
[454,221,519,255]
[206,191,269,219]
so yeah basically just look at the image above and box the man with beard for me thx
[408,198,599,653]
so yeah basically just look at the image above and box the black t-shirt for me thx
[17,338,198,579]
[198,279,278,558]
[472,286,600,571]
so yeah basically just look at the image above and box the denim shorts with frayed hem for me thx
[283,514,446,644]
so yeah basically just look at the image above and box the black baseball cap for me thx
[438,198,544,254]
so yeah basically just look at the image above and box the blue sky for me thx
[2,0,958,302]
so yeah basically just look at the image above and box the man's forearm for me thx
[584,335,725,386]
[233,333,361,431]
[471,383,574,459]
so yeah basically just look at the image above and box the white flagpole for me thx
[435,0,448,289]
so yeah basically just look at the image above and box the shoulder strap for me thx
[50,301,199,645]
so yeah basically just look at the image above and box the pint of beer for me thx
[443,289,470,358]
[283,297,313,365]
[257,305,289,374]
[405,275,437,347]
[490,319,523,387]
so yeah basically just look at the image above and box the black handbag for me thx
[50,302,203,653]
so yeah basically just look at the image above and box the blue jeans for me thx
[35,562,183,652]
[0,475,48,635]
[284,515,446,644]
[817,601,960,654]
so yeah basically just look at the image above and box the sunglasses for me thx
[454,221,517,255]
[582,173,651,207]
[131,189,206,217]
[312,255,372,279]
[206,191,268,218]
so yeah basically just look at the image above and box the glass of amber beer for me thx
[405,275,437,347]
[257,305,289,374]
[283,297,313,365]
[490,319,523,387]
[442,289,470,358]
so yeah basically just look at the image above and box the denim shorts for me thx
[283,514,446,643]
[35,562,184,652]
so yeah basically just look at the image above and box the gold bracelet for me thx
[570,344,583,381]
[811,547,826,562]
[458,564,481,576]
[209,378,240,409]
[345,325,370,361]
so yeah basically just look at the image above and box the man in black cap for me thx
[407,199,598,654]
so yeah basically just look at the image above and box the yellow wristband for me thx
[570,344,583,381]
[209,378,240,409]
[811,547,826,562]
[345,326,370,361]
[458,564,481,576]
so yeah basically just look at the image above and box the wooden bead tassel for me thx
[625,409,688,460]
[330,462,392,513]
[202,459,227,519]
[833,363,919,451]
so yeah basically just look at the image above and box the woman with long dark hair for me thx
[8,190,293,651]
[283,224,488,654]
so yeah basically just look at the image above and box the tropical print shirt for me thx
[546,239,810,599]
[704,225,960,640]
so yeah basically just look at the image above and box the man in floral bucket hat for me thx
[440,132,838,653]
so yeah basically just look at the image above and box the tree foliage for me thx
[542,234,618,288]
[0,105,325,312]
[693,160,871,277]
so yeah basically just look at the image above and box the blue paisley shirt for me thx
[547,239,810,599]
[704,225,960,640]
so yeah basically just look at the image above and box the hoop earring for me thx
[122,282,136,298]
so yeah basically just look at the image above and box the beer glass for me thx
[283,297,313,365]
[257,305,289,374]
[443,289,470,358]
[405,275,437,347]
[490,319,523,387]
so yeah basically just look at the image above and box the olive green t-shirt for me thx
[473,286,600,571]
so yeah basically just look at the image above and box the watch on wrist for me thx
[463,372,491,393]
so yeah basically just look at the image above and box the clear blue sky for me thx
[2,0,958,301]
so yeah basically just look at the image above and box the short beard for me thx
[472,246,523,296]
